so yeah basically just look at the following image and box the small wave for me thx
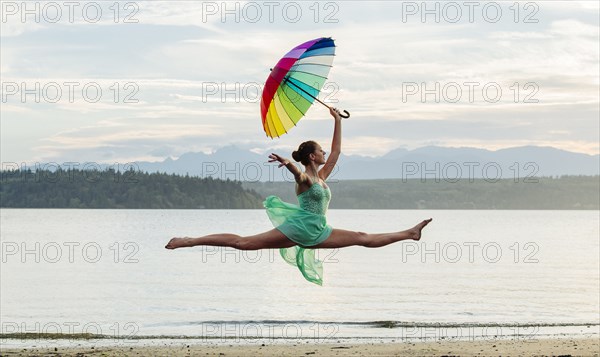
[3,321,597,340]
[164,319,599,329]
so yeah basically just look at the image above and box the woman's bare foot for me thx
[165,237,191,249]
[410,218,432,241]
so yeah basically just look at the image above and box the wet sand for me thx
[1,337,598,356]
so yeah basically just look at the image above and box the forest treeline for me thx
[244,176,600,209]
[0,169,263,208]
[1,169,598,209]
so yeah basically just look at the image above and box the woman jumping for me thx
[165,107,432,285]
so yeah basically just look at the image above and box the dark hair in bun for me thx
[292,140,318,165]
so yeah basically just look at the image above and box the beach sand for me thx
[1,337,598,356]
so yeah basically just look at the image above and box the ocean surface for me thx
[1,209,599,346]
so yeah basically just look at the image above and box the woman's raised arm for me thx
[319,107,342,180]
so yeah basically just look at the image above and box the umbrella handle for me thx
[339,110,350,119]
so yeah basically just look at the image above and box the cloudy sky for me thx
[1,1,598,164]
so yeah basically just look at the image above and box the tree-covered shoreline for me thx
[1,169,598,209]
[244,176,600,210]
[0,169,263,209]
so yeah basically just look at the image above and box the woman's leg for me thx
[312,219,432,249]
[165,229,296,250]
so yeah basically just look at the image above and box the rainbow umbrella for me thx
[260,37,349,138]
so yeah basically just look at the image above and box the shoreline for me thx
[1,337,598,356]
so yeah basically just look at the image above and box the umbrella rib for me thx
[299,53,336,57]
[280,81,312,117]
[287,72,328,81]
[295,59,334,66]
[290,65,332,73]
[286,76,326,93]
[284,77,329,109]
[273,90,297,129]
[293,59,334,67]
[294,59,333,65]
[289,65,334,76]
[300,52,336,58]
[291,64,333,70]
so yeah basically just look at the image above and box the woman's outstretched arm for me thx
[268,153,307,184]
[319,107,342,180]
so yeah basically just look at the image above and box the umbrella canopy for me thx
[260,37,339,138]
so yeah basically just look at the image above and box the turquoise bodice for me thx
[297,183,331,216]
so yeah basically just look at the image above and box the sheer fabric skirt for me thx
[263,195,332,285]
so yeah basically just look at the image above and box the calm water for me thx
[1,209,598,343]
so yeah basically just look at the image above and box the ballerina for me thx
[166,107,432,285]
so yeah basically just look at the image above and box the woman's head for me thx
[292,140,326,166]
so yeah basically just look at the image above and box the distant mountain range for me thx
[133,146,599,181]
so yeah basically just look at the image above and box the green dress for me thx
[263,183,333,286]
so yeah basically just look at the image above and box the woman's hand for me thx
[329,107,342,121]
[269,153,303,181]
[268,153,290,168]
